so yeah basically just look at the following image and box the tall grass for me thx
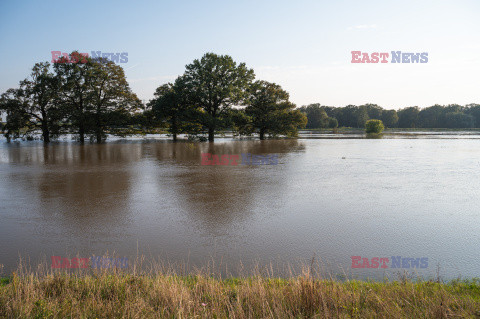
[0,257,479,318]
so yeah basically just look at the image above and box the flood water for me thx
[0,134,479,280]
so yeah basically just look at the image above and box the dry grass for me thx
[0,259,479,318]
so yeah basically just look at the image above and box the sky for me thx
[0,0,479,110]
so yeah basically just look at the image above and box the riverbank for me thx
[1,270,479,318]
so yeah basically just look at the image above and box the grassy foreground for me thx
[1,267,480,319]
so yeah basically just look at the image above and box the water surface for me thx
[0,134,479,280]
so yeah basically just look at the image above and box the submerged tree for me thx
[245,80,307,139]
[182,53,255,142]
[0,88,31,141]
[19,62,62,142]
[150,77,201,141]
[54,52,140,143]
[54,52,97,143]
[0,63,62,142]
[88,57,142,143]
[229,108,253,136]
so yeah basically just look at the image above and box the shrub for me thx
[365,119,384,133]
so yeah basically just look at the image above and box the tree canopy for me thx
[181,53,255,141]
[245,80,306,139]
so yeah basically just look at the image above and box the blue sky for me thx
[0,0,479,109]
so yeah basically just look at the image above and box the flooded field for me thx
[0,133,479,280]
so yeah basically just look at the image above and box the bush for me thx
[365,119,384,133]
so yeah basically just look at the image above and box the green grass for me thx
[0,277,11,286]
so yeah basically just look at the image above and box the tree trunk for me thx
[172,117,177,142]
[79,123,85,143]
[95,108,102,143]
[208,127,215,142]
[259,128,265,140]
[42,124,50,143]
[41,110,50,143]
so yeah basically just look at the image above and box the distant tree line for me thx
[299,103,480,129]
[0,52,307,143]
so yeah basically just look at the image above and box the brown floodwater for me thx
[0,135,479,280]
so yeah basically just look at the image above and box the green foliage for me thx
[54,52,140,143]
[0,63,61,142]
[443,112,474,128]
[365,103,383,119]
[181,52,255,141]
[149,78,203,141]
[298,103,338,129]
[356,105,369,128]
[307,103,480,129]
[228,108,254,136]
[87,57,142,142]
[245,80,306,139]
[397,106,420,128]
[381,109,399,128]
[0,277,11,286]
[0,88,31,140]
[365,119,384,133]
[327,117,338,128]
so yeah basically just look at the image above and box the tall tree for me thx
[245,80,306,139]
[54,52,97,143]
[381,109,399,128]
[182,53,255,142]
[356,105,370,128]
[0,63,62,142]
[444,112,474,128]
[299,104,329,128]
[364,103,383,120]
[54,52,141,143]
[150,77,200,142]
[18,62,61,142]
[337,105,359,128]
[466,104,480,128]
[418,105,443,128]
[397,106,419,128]
[0,88,31,141]
[88,57,142,143]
